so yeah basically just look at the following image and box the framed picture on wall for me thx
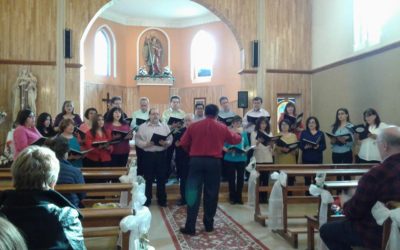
[193,97,206,112]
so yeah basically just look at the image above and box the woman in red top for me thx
[84,114,112,167]
[278,102,304,139]
[104,107,132,166]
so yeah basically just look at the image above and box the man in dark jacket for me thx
[0,146,86,250]
[46,136,86,208]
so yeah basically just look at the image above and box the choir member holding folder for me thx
[58,118,84,168]
[174,113,194,206]
[53,100,83,130]
[218,96,236,126]
[243,97,270,134]
[162,96,186,179]
[131,97,150,176]
[278,102,304,139]
[13,109,42,159]
[251,117,276,202]
[84,114,112,167]
[104,107,133,166]
[299,117,326,188]
[36,112,57,138]
[355,108,388,163]
[275,119,298,188]
[223,116,250,205]
[135,108,172,207]
[329,108,354,164]
[79,107,97,133]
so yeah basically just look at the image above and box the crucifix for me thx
[101,92,111,111]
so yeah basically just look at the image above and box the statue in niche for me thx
[142,35,163,76]
[12,69,37,122]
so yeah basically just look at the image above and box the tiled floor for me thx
[146,202,320,250]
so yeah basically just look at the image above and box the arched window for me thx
[191,30,216,83]
[94,27,116,77]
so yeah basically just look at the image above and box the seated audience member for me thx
[0,216,28,250]
[45,137,86,207]
[320,126,400,250]
[79,107,98,133]
[36,112,57,138]
[54,100,83,129]
[84,114,112,167]
[59,118,83,168]
[223,115,249,205]
[13,109,42,159]
[0,146,86,249]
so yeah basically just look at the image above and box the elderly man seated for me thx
[320,126,400,250]
[0,146,86,249]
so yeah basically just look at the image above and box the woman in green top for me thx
[223,116,250,204]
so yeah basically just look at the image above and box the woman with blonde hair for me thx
[0,217,27,250]
[0,146,86,249]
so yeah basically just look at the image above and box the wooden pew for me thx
[265,169,365,248]
[0,169,128,181]
[0,183,133,206]
[254,164,372,227]
[0,166,127,172]
[81,207,133,250]
[306,180,358,250]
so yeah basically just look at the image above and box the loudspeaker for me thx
[64,29,72,59]
[238,91,248,108]
[251,40,259,68]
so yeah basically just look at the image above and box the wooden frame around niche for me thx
[193,97,206,112]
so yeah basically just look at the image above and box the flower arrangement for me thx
[0,151,13,167]
[0,111,7,124]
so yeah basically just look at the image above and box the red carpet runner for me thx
[160,205,269,250]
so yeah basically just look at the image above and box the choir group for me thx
[8,94,387,207]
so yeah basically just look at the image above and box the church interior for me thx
[1,0,400,249]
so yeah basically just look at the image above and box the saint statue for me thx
[143,36,163,76]
[12,69,37,122]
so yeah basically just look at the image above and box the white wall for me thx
[312,0,400,68]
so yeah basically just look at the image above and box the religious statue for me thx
[12,69,37,121]
[142,36,163,76]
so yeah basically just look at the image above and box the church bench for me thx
[381,201,400,250]
[0,169,128,181]
[254,165,369,227]
[0,166,127,172]
[266,170,364,248]
[277,168,362,248]
[305,180,358,250]
[81,207,133,250]
[0,183,133,204]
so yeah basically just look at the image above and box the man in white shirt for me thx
[194,103,205,121]
[135,108,172,207]
[131,97,150,176]
[162,96,186,180]
[242,96,270,134]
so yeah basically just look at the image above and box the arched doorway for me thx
[79,0,244,115]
